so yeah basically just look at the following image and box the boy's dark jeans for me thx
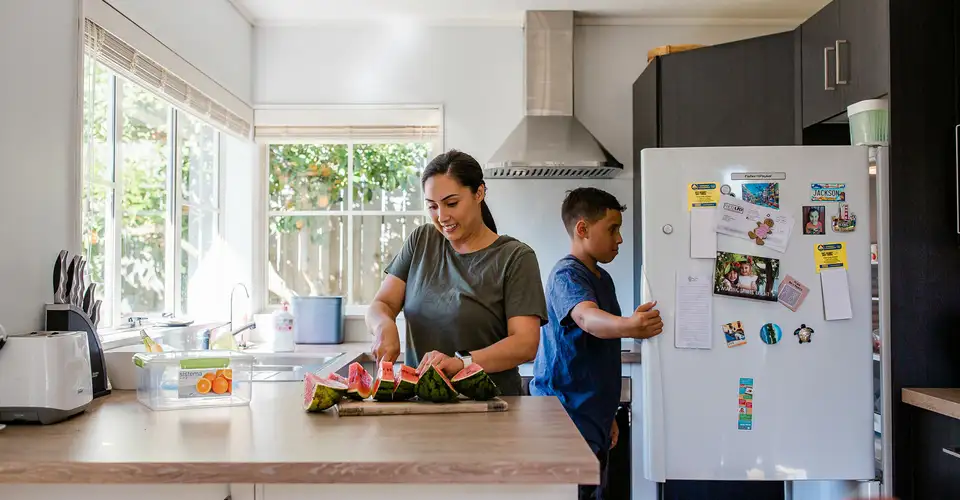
[578,449,610,500]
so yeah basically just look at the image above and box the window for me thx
[265,141,433,307]
[81,56,223,327]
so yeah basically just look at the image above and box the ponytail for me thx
[480,200,498,233]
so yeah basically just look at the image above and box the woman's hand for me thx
[416,350,464,377]
[371,322,401,364]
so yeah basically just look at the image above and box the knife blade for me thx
[53,250,68,304]
[76,259,87,307]
[82,283,97,314]
[90,300,102,329]
[64,255,79,306]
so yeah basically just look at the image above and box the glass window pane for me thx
[81,183,113,326]
[178,112,219,207]
[118,78,170,315]
[181,206,218,315]
[268,216,346,305]
[269,144,347,212]
[352,143,431,211]
[82,56,114,182]
[351,215,424,305]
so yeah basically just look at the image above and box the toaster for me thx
[0,331,93,424]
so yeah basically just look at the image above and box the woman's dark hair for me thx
[421,149,497,233]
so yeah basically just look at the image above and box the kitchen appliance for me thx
[0,331,93,424]
[638,146,878,488]
[291,296,344,345]
[45,304,110,399]
[485,11,622,179]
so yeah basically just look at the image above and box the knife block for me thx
[44,304,111,399]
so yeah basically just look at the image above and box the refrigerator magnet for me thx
[722,321,747,348]
[748,218,775,246]
[720,184,734,197]
[802,206,826,235]
[742,183,780,209]
[738,377,754,431]
[794,324,814,344]
[759,323,782,345]
[777,275,810,312]
[831,203,857,233]
[811,183,846,202]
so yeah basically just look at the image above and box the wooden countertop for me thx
[0,385,599,485]
[902,388,960,421]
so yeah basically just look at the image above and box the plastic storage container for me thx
[847,98,889,146]
[292,296,344,344]
[133,350,254,411]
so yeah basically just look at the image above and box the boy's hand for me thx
[610,419,619,449]
[628,301,663,339]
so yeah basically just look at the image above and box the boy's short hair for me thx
[561,187,627,236]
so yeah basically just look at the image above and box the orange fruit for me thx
[215,369,224,379]
[212,376,229,395]
[227,380,232,393]
[195,377,212,394]
[203,372,216,382]
[221,369,232,381]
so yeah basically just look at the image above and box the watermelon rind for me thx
[372,360,396,402]
[304,374,347,412]
[452,364,500,401]
[346,362,373,401]
[415,364,459,403]
[392,370,418,401]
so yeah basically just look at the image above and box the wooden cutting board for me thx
[336,398,508,416]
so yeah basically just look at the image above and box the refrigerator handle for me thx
[824,47,836,91]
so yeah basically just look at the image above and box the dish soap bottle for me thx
[272,302,295,352]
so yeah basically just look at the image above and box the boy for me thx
[530,187,664,500]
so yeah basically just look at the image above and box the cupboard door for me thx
[658,31,796,147]
[839,0,890,106]
[801,0,844,126]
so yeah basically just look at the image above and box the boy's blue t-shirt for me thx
[530,255,623,454]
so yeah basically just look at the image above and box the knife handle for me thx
[83,283,97,314]
[90,300,102,330]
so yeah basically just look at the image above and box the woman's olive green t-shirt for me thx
[385,224,548,396]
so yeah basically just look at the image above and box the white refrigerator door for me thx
[640,146,875,482]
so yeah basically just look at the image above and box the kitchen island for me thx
[0,383,598,500]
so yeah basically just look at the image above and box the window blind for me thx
[254,125,441,141]
[84,19,251,138]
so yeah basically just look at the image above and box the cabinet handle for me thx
[824,47,836,90]
[836,40,848,85]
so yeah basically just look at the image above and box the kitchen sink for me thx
[250,353,345,382]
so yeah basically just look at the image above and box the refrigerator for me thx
[637,146,877,492]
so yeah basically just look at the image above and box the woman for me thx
[365,149,547,396]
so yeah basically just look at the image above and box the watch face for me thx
[456,350,470,359]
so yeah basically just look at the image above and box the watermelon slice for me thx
[452,363,500,401]
[415,363,459,403]
[392,364,419,401]
[327,372,348,385]
[346,362,373,400]
[303,372,346,412]
[371,360,396,401]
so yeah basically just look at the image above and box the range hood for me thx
[485,11,622,179]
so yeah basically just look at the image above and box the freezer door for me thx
[639,146,875,482]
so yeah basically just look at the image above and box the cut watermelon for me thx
[452,363,500,401]
[303,372,347,412]
[327,372,348,385]
[392,364,418,401]
[346,362,373,400]
[371,360,396,401]
[415,363,459,403]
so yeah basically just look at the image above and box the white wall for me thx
[104,0,253,104]
[254,22,792,322]
[0,0,82,333]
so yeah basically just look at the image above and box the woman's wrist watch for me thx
[455,350,473,369]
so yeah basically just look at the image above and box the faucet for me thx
[228,283,254,347]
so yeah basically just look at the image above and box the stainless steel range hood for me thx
[485,11,622,179]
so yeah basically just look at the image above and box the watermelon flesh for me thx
[392,365,419,401]
[371,360,397,401]
[415,363,459,403]
[346,362,373,401]
[303,372,347,412]
[452,363,500,401]
[327,372,348,385]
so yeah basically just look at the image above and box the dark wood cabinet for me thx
[800,0,890,126]
[801,1,844,126]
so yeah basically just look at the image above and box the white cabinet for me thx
[0,485,230,500]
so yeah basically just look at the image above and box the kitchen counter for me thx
[902,388,960,421]
[0,384,598,487]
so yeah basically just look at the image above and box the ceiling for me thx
[231,0,830,26]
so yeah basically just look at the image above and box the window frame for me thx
[82,58,225,330]
[254,108,444,317]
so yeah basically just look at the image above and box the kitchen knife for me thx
[90,300,102,329]
[66,255,82,307]
[53,250,68,304]
[82,283,97,315]
[76,258,87,307]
